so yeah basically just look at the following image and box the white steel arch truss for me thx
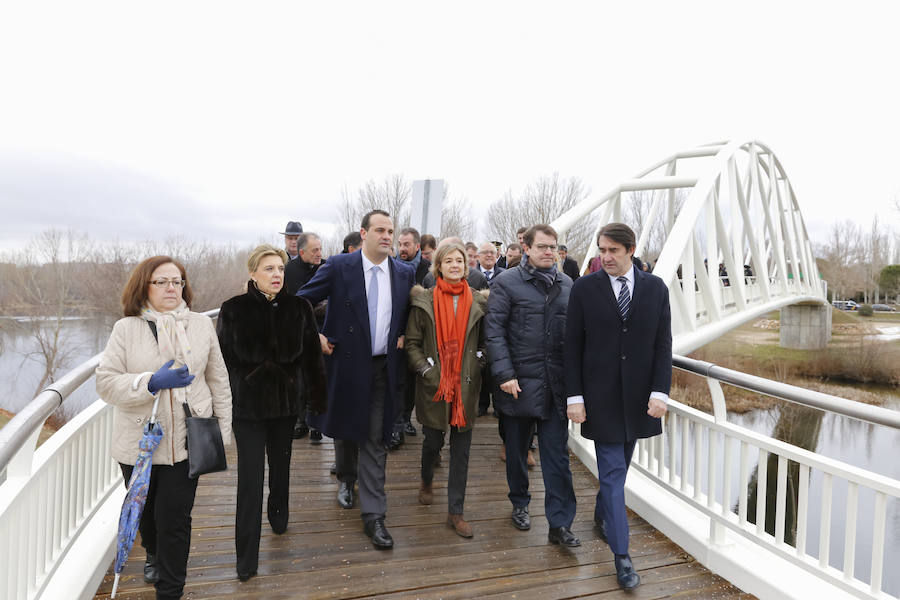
[551,140,827,354]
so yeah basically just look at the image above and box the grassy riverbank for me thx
[676,309,900,414]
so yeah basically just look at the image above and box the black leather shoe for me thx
[364,518,394,549]
[237,570,257,582]
[337,481,355,509]
[143,553,159,584]
[404,421,417,436]
[329,462,337,475]
[511,506,531,530]
[387,431,403,450]
[292,423,309,439]
[309,429,323,444]
[477,407,487,417]
[614,554,641,590]
[594,518,608,543]
[548,526,581,547]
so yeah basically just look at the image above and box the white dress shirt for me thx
[567,266,669,406]
[362,252,392,356]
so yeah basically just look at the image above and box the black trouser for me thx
[421,425,473,514]
[393,367,416,433]
[478,363,493,414]
[120,460,198,600]
[334,438,359,483]
[233,416,295,576]
[501,412,577,528]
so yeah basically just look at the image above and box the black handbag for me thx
[181,402,227,479]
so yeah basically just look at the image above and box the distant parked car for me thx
[832,300,859,311]
[872,304,897,312]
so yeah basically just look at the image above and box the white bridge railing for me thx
[569,355,900,600]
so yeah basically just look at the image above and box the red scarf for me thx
[432,276,473,427]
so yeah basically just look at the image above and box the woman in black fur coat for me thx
[217,244,326,582]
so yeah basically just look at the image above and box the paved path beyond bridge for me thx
[94,415,751,599]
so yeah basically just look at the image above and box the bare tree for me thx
[334,186,360,238]
[817,221,864,301]
[487,173,593,261]
[334,174,412,235]
[9,230,90,402]
[440,187,476,241]
[622,189,688,263]
[860,216,891,304]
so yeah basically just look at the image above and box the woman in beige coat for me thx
[96,255,232,600]
[405,241,487,538]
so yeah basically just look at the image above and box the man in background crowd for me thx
[558,244,580,281]
[465,242,479,270]
[496,227,528,269]
[420,234,437,263]
[286,232,327,442]
[504,243,523,269]
[397,227,431,285]
[391,227,433,447]
[343,231,362,253]
[476,242,504,285]
[280,221,303,261]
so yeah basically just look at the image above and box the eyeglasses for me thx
[149,278,186,288]
[533,244,558,253]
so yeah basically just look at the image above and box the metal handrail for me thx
[673,354,900,430]
[0,308,221,475]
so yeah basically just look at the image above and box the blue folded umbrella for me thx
[110,416,163,598]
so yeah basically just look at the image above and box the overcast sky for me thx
[1,1,898,254]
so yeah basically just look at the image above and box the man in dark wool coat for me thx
[297,209,415,550]
[564,222,671,591]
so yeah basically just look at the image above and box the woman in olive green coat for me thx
[405,240,488,538]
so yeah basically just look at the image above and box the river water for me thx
[728,397,900,596]
[1,318,898,594]
[0,317,112,420]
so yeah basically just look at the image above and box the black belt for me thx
[372,354,387,360]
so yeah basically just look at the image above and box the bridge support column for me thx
[779,304,831,350]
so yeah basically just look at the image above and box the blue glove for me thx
[147,359,195,394]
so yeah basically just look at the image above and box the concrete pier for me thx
[780,303,832,349]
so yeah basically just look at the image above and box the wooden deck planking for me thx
[94,414,750,599]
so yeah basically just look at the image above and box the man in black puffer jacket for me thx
[484,224,580,548]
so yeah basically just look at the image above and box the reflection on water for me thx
[729,394,900,596]
[746,404,823,546]
[0,317,112,421]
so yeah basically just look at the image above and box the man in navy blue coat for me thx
[298,210,415,549]
[564,222,671,590]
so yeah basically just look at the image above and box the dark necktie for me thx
[617,276,630,320]
[484,270,492,281]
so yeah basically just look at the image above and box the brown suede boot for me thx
[447,513,473,538]
[418,481,433,505]
[527,450,536,468]
[500,445,506,462]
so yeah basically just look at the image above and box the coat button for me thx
[621,355,626,360]
[349,326,354,333]
[622,327,627,333]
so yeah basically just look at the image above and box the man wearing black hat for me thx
[280,221,303,261]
